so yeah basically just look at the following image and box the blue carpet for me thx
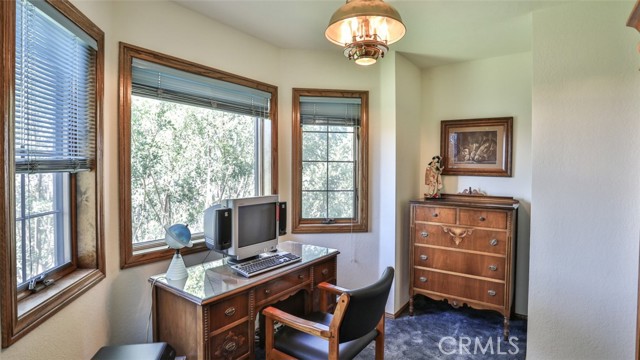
[355,296,527,359]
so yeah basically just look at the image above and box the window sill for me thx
[292,221,368,234]
[8,268,105,346]
[121,240,208,269]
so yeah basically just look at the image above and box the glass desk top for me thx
[150,241,339,303]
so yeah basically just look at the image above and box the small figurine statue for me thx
[424,155,444,199]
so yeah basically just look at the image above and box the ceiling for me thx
[173,0,563,69]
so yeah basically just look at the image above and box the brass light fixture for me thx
[325,0,406,66]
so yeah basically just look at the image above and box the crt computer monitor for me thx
[203,195,279,262]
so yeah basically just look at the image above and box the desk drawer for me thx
[414,269,504,306]
[255,268,309,304]
[413,247,505,280]
[208,293,248,330]
[314,259,336,283]
[209,322,250,360]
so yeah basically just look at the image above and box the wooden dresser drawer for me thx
[208,293,248,330]
[414,223,507,254]
[413,247,505,280]
[414,205,456,224]
[314,259,336,283]
[255,268,309,304]
[210,322,250,360]
[459,209,507,229]
[413,269,504,306]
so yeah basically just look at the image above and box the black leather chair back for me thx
[338,267,394,343]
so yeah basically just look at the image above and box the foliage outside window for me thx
[1,0,104,347]
[292,89,368,233]
[119,43,278,268]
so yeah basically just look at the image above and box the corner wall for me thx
[421,52,533,314]
[394,54,423,313]
[527,2,640,358]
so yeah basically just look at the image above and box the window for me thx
[1,0,104,347]
[292,89,368,233]
[119,43,278,268]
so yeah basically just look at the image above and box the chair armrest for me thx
[263,306,331,338]
[317,282,350,296]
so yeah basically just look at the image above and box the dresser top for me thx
[149,241,339,304]
[411,193,519,210]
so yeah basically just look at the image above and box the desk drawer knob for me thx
[488,290,496,296]
[479,216,486,221]
[223,341,237,352]
[224,307,236,317]
[321,268,329,276]
[298,274,305,280]
[420,231,429,238]
[419,277,427,283]
[264,289,271,295]
[488,265,497,271]
[419,255,428,261]
[432,213,439,218]
[489,239,498,246]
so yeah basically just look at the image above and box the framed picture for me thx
[440,117,513,177]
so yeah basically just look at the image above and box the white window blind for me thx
[300,96,361,126]
[15,0,97,174]
[131,59,271,118]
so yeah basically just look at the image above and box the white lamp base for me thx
[166,251,188,281]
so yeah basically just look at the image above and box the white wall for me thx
[527,2,640,359]
[394,54,423,313]
[421,52,533,314]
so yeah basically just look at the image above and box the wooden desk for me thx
[150,241,339,360]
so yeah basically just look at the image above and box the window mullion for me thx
[325,128,329,219]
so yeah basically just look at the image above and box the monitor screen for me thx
[237,202,277,248]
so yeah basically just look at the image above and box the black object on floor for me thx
[91,342,176,360]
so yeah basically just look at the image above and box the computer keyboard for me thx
[229,252,301,277]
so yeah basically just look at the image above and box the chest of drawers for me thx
[409,194,518,339]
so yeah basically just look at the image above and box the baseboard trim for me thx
[513,312,528,320]
[386,301,410,319]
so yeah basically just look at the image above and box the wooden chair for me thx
[262,267,394,360]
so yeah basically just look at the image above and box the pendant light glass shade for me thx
[325,0,406,65]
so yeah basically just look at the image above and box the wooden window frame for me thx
[118,43,279,268]
[291,89,369,234]
[0,0,105,348]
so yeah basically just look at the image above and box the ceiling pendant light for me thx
[325,0,406,66]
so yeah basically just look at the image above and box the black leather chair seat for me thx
[274,312,378,360]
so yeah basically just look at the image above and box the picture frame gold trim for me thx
[440,117,513,177]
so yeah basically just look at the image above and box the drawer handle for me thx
[264,289,271,295]
[432,213,439,218]
[479,216,486,221]
[488,290,496,296]
[488,265,497,271]
[420,231,429,238]
[224,307,236,317]
[489,239,498,246]
[441,226,473,246]
[223,341,237,352]
[419,254,428,261]
[321,268,329,275]
[419,277,427,283]
[298,274,305,280]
